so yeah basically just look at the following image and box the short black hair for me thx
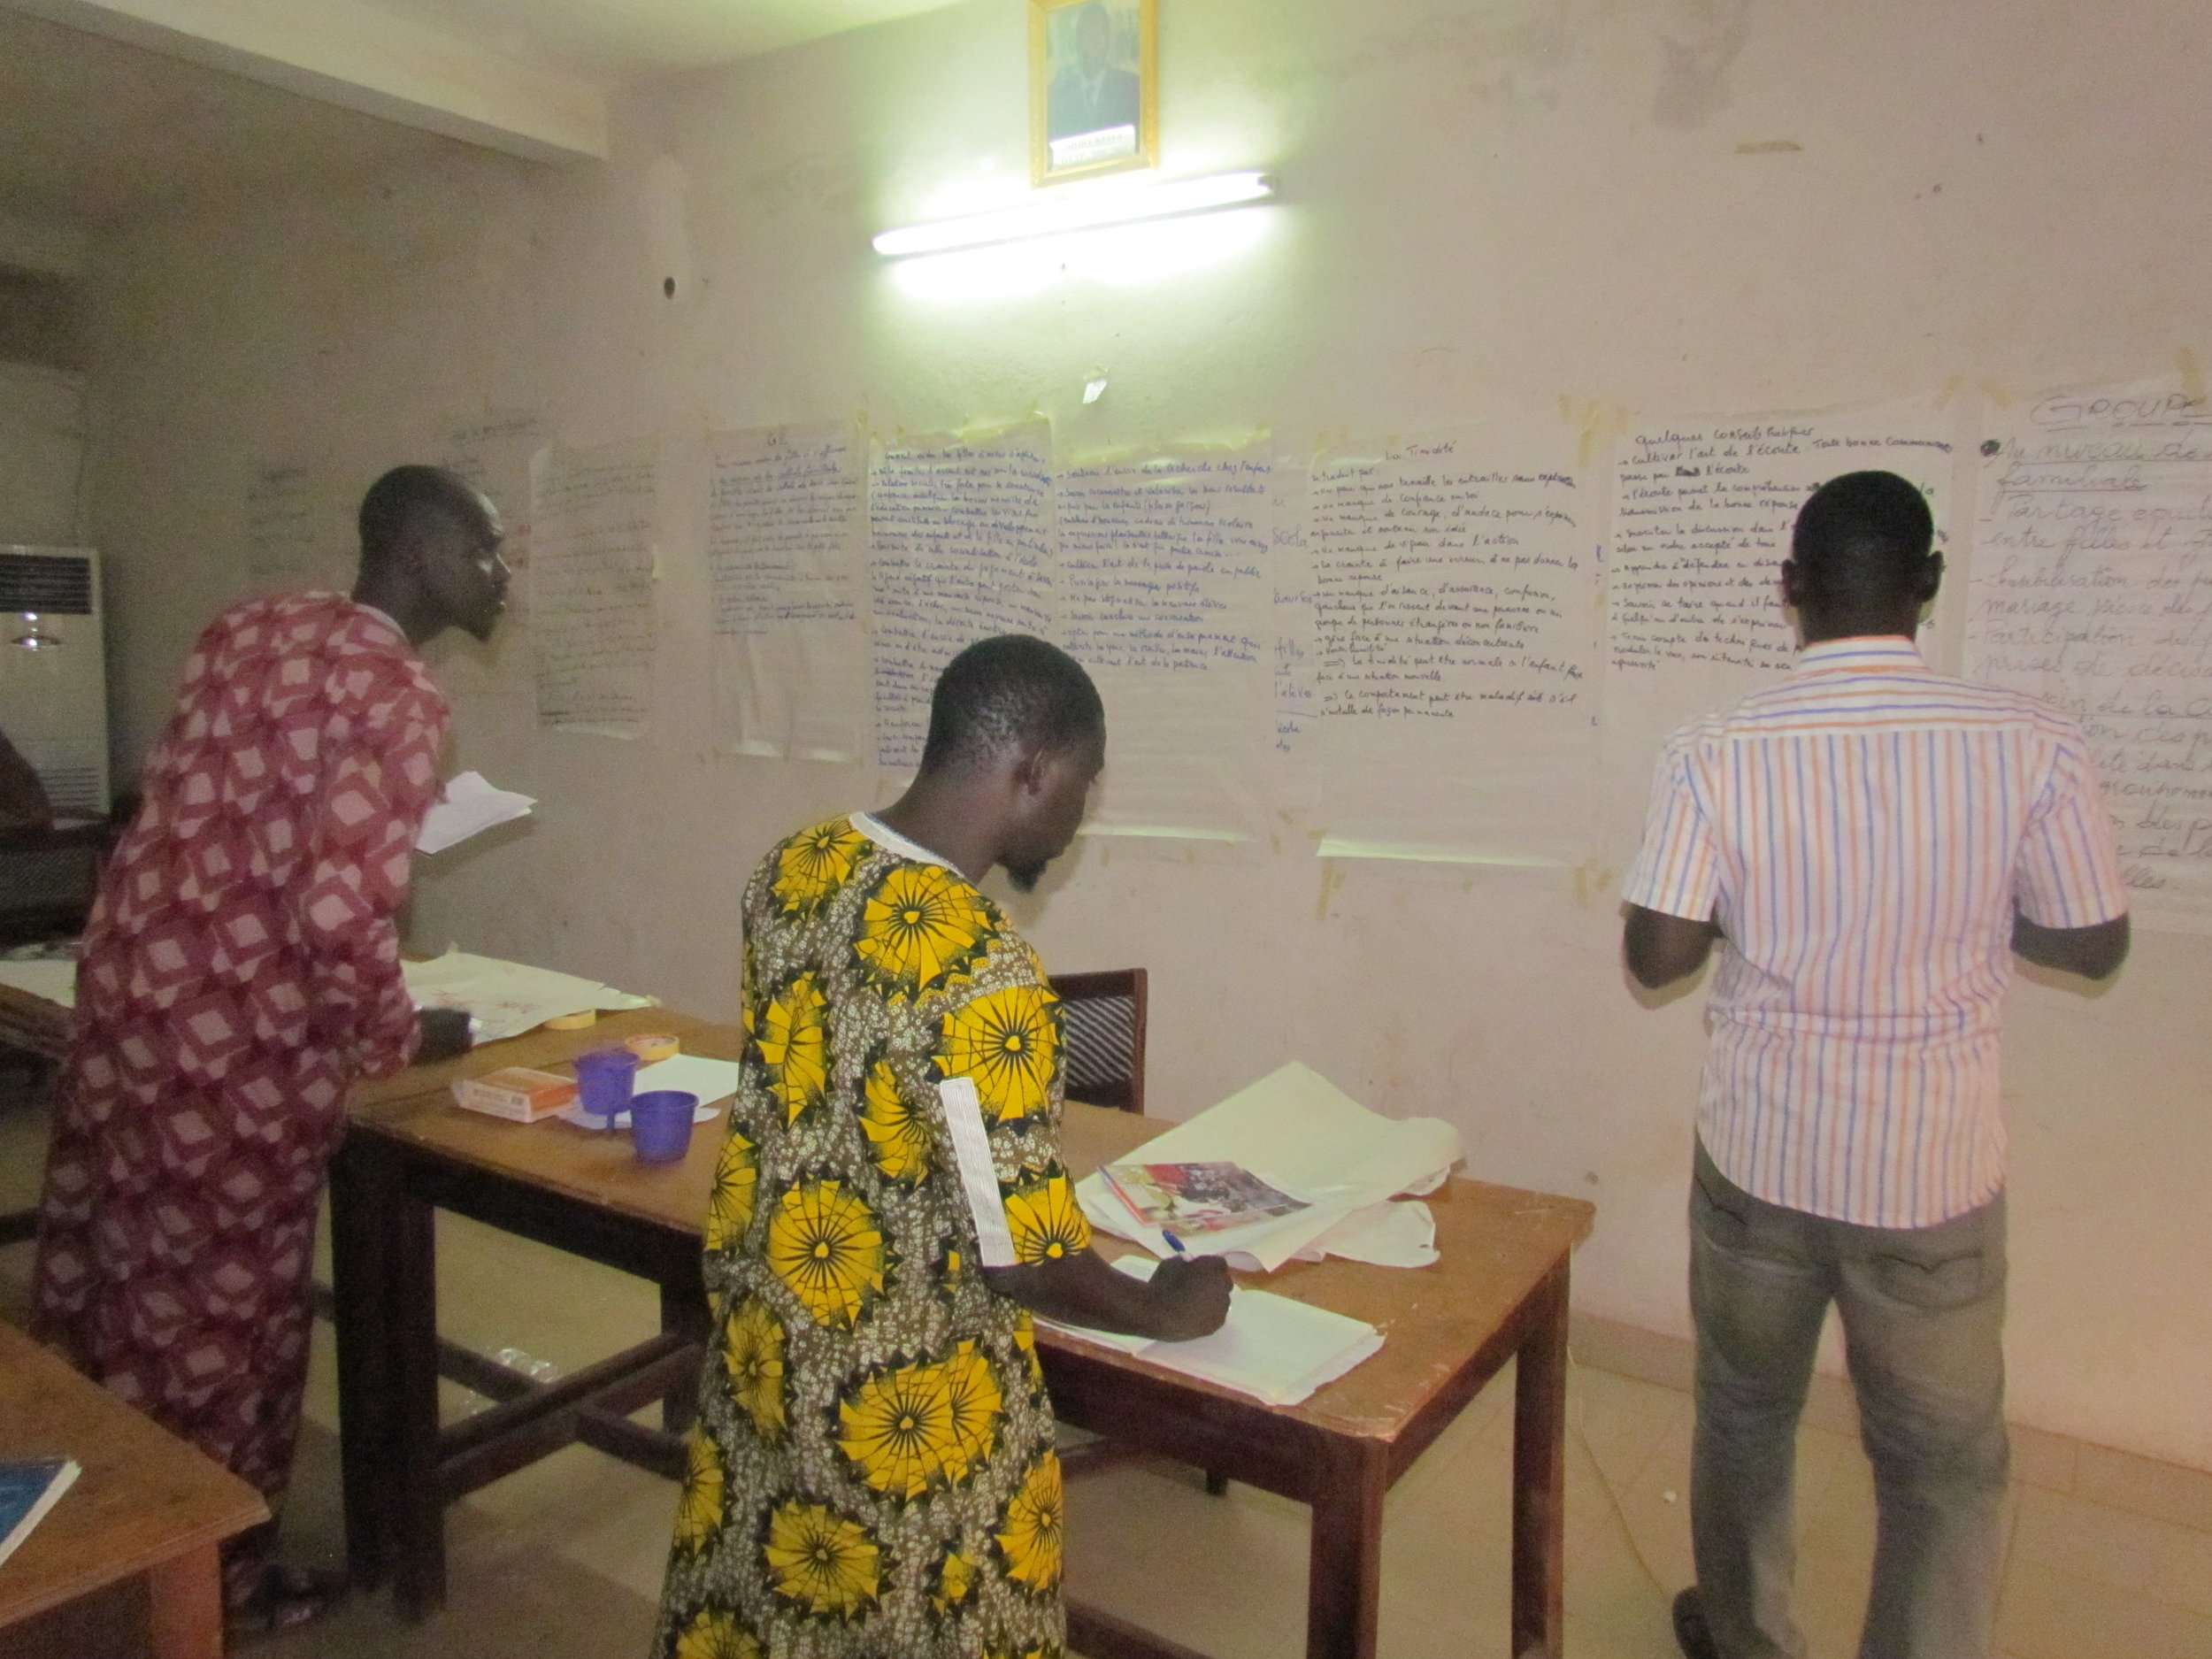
[358,465,488,565]
[1791,471,1935,609]
[918,635,1104,774]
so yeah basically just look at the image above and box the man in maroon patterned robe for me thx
[31,465,508,1625]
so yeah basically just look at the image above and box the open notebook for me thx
[1041,1257,1382,1409]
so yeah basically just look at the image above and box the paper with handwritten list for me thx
[444,411,544,620]
[1310,431,1596,860]
[530,439,658,737]
[1057,443,1274,838]
[1600,403,1953,844]
[245,464,330,588]
[708,423,869,760]
[1963,380,2212,932]
[869,425,1056,772]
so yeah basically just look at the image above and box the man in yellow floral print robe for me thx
[655,635,1230,1659]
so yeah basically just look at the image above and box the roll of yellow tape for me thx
[626,1032,680,1064]
[543,1010,597,1032]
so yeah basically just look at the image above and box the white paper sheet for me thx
[1601,401,1955,853]
[868,425,1056,771]
[530,439,658,737]
[1077,1061,1461,1271]
[1303,1200,1438,1269]
[415,772,534,854]
[939,1076,1018,1268]
[0,959,75,1008]
[1310,428,1598,862]
[1056,442,1273,839]
[707,422,870,761]
[403,950,652,1043]
[1042,1255,1384,1407]
[1962,378,2212,933]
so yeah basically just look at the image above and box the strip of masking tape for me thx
[938,1076,1018,1268]
[1315,836,1578,867]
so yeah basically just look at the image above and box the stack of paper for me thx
[0,958,76,1009]
[1077,1062,1460,1271]
[415,772,535,854]
[404,950,654,1042]
[1042,1257,1382,1408]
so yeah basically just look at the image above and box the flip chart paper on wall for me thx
[1270,456,1320,805]
[1056,442,1274,839]
[1601,401,1954,853]
[1076,1060,1461,1271]
[707,423,870,762]
[1962,378,2212,933]
[444,411,545,620]
[869,424,1056,771]
[245,463,333,588]
[530,438,658,737]
[1310,429,1597,862]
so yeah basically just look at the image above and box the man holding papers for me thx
[29,465,508,1633]
[653,635,1227,1659]
[1623,472,2129,1659]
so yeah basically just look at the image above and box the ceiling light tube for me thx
[873,170,1274,257]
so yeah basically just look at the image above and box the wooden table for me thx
[0,1323,267,1657]
[333,1010,1593,1658]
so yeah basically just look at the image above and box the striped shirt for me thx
[1624,637,2126,1228]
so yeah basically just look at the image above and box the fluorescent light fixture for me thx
[874,170,1274,257]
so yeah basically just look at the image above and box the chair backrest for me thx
[1050,967,1147,1115]
[0,820,115,949]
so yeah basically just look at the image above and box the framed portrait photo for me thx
[1030,0,1159,185]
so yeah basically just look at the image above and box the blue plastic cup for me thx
[572,1046,640,1129]
[630,1090,698,1163]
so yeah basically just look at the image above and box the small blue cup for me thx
[630,1090,699,1163]
[573,1046,639,1130]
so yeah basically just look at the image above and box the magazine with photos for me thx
[1100,1160,1310,1235]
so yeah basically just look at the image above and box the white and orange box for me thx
[452,1066,580,1123]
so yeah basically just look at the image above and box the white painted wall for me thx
[0,362,84,544]
[79,0,2212,1466]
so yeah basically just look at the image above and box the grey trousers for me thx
[1688,1143,2009,1659]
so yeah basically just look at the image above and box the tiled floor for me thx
[0,1079,2208,1657]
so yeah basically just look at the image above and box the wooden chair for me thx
[0,818,119,1247]
[1051,967,1147,1115]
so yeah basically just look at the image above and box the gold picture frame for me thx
[1030,0,1159,186]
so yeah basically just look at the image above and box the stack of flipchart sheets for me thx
[1076,1062,1462,1271]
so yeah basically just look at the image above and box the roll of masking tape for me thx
[543,1010,597,1032]
[626,1032,680,1064]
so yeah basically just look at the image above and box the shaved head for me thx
[358,465,494,572]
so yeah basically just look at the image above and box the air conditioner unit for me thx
[0,546,106,819]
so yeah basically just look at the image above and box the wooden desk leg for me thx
[1511,1259,1571,1659]
[1306,1439,1386,1659]
[659,1273,708,1436]
[331,1133,396,1590]
[388,1174,449,1621]
[145,1541,223,1659]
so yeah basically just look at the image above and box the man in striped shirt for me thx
[1622,471,2129,1659]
